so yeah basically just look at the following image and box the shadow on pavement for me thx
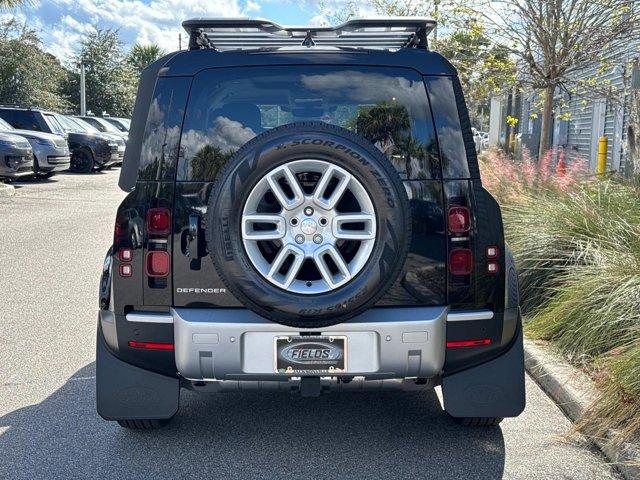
[0,363,505,479]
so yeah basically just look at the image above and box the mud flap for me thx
[96,326,180,421]
[442,327,526,418]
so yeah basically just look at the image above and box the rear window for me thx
[0,109,41,131]
[423,76,471,179]
[177,66,441,181]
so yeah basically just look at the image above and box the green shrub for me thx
[480,150,640,446]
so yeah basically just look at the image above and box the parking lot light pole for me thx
[80,64,86,116]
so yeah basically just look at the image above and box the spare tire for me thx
[206,122,411,328]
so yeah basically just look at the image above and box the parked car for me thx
[76,115,128,142]
[97,17,525,430]
[0,112,70,178]
[0,106,121,174]
[0,131,34,180]
[102,116,131,133]
[58,115,126,167]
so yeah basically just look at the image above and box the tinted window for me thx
[0,109,41,131]
[82,117,104,131]
[137,77,190,182]
[178,66,440,181]
[43,113,65,135]
[424,76,470,179]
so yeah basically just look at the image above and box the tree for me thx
[464,0,640,158]
[0,20,72,110]
[68,28,138,116]
[436,26,516,127]
[0,0,26,9]
[351,102,411,155]
[128,43,166,74]
[320,1,517,127]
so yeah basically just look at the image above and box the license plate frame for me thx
[274,335,347,375]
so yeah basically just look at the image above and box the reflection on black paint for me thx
[424,76,470,179]
[138,77,189,182]
[377,180,447,306]
[178,66,441,182]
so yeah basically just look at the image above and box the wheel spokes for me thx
[313,244,351,289]
[241,214,286,241]
[267,244,305,288]
[332,213,376,240]
[266,165,305,210]
[313,165,351,210]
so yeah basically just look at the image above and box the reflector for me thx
[128,341,174,350]
[449,249,473,275]
[446,339,491,348]
[146,251,170,277]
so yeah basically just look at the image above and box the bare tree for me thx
[463,0,640,158]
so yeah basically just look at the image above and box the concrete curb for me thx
[0,183,15,197]
[524,339,639,480]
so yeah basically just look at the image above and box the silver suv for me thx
[0,131,33,179]
[0,117,70,178]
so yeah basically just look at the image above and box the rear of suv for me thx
[97,17,525,430]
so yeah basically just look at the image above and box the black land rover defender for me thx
[97,18,525,430]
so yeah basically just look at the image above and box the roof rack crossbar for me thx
[182,17,436,52]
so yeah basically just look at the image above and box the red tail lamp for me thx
[128,341,174,351]
[446,339,491,348]
[146,208,171,235]
[448,206,471,234]
[449,249,473,275]
[146,251,170,277]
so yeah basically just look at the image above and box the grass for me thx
[480,149,640,447]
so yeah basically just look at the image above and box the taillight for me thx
[118,248,132,261]
[119,264,132,277]
[449,249,473,275]
[128,341,174,350]
[448,207,470,234]
[486,245,500,275]
[146,208,171,235]
[446,338,491,348]
[146,251,170,277]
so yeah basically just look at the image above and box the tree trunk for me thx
[628,87,640,179]
[538,84,555,160]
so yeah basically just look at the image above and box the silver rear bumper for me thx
[172,307,447,382]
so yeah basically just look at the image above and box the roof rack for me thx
[182,17,436,52]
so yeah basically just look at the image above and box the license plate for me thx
[274,336,347,374]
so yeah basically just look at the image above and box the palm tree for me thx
[352,102,410,156]
[128,43,166,73]
[0,0,26,9]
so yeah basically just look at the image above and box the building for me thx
[489,43,639,175]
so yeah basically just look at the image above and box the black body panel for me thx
[442,324,525,418]
[96,324,179,421]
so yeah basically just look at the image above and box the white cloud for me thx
[17,0,255,63]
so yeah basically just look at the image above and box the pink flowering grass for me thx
[479,147,589,204]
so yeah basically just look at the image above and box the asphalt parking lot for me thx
[0,171,622,480]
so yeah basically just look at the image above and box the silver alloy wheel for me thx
[241,159,377,294]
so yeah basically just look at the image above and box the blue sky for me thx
[3,0,374,64]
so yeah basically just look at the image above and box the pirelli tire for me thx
[206,121,411,328]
